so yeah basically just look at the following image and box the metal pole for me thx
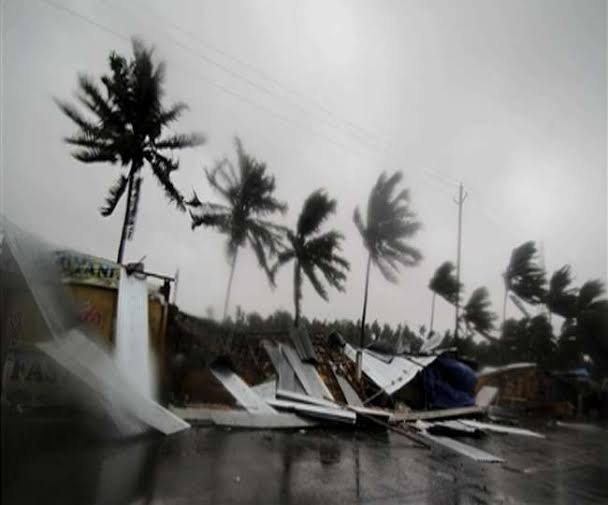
[453,183,467,346]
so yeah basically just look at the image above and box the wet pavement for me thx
[3,418,608,504]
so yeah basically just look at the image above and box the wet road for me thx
[3,418,608,504]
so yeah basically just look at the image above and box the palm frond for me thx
[248,233,276,286]
[72,148,117,163]
[100,175,129,216]
[505,241,546,304]
[75,74,119,128]
[547,265,578,319]
[158,102,188,124]
[155,133,206,150]
[429,261,461,305]
[146,152,185,211]
[297,189,336,237]
[354,171,422,280]
[189,206,231,231]
[579,279,605,310]
[270,249,296,277]
[463,287,497,335]
[301,262,328,300]
[55,99,103,137]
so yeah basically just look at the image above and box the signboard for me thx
[55,250,120,289]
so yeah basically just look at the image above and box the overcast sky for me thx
[2,0,606,333]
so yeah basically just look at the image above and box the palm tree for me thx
[428,261,461,332]
[546,265,578,320]
[271,190,350,327]
[187,137,286,320]
[353,171,422,375]
[56,39,204,263]
[502,241,546,324]
[462,287,497,340]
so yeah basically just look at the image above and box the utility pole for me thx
[453,182,467,346]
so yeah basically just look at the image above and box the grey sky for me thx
[2,0,606,334]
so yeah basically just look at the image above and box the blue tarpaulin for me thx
[422,357,477,409]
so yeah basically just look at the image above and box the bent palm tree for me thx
[428,261,461,332]
[503,241,546,324]
[546,265,578,320]
[56,39,204,263]
[353,171,422,375]
[187,137,286,320]
[271,190,350,327]
[462,287,497,340]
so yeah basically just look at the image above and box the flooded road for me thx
[3,418,608,504]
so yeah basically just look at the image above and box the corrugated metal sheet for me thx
[335,373,364,407]
[459,420,545,438]
[475,386,499,407]
[170,406,315,429]
[282,345,334,400]
[115,267,153,399]
[208,411,315,429]
[262,341,306,394]
[210,364,276,414]
[420,431,505,462]
[276,389,337,409]
[416,419,480,435]
[38,330,189,435]
[251,379,277,400]
[343,344,436,395]
[268,398,356,424]
[289,326,318,363]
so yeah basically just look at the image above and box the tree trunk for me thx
[429,292,436,333]
[357,253,372,380]
[116,160,142,264]
[116,172,135,264]
[502,285,508,331]
[223,250,239,321]
[293,261,302,327]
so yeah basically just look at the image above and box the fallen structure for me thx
[1,220,189,436]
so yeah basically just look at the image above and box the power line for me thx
[38,0,457,195]
[101,0,460,191]
[125,0,384,144]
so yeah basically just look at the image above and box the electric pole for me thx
[453,182,467,346]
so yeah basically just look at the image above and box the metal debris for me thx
[343,344,436,395]
[282,344,334,400]
[475,385,499,407]
[459,420,545,438]
[390,405,485,422]
[268,398,356,424]
[250,379,277,400]
[210,364,276,414]
[262,341,306,394]
[39,330,190,435]
[289,326,318,363]
[334,373,364,407]
[420,431,505,462]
